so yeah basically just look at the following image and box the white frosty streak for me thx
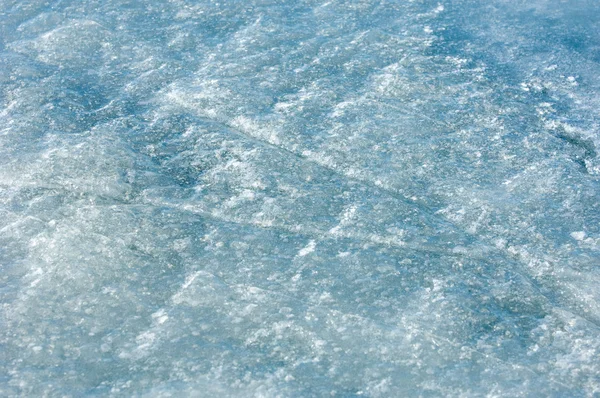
[297,240,316,257]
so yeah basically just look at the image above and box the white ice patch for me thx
[297,240,316,257]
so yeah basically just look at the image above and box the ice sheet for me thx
[1,0,599,396]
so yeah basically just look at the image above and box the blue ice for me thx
[1,0,600,396]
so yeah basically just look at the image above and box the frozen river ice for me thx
[1,0,600,396]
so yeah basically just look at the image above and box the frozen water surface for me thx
[1,0,600,396]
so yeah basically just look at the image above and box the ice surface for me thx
[1,0,600,396]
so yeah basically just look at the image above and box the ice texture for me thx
[1,0,600,396]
